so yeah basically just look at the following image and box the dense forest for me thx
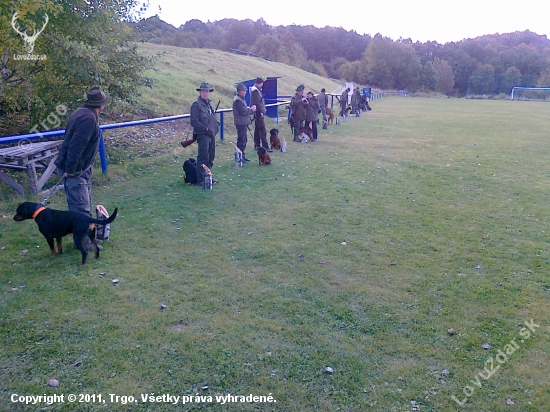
[132,16,550,97]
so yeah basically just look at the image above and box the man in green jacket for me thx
[190,82,220,185]
[318,88,329,129]
[250,77,271,152]
[290,85,307,142]
[232,82,256,163]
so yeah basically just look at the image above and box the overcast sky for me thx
[141,0,549,44]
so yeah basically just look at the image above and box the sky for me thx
[141,0,549,44]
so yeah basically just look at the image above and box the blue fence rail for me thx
[0,101,290,174]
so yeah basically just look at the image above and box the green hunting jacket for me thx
[232,94,254,126]
[190,97,219,138]
[290,93,307,121]
[306,96,320,122]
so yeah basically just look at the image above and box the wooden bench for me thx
[0,140,63,195]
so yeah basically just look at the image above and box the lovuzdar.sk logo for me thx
[11,11,48,61]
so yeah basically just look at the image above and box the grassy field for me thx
[1,95,550,411]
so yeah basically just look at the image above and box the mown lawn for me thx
[1,97,549,411]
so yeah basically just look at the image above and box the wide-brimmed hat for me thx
[84,86,110,107]
[255,76,264,83]
[196,82,214,92]
[236,82,247,91]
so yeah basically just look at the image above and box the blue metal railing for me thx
[0,101,289,173]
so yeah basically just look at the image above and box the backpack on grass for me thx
[183,158,198,184]
[96,205,112,240]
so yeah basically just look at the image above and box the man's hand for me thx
[63,172,74,177]
[251,104,257,112]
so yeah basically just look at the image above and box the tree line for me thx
[1,0,152,135]
[134,16,550,96]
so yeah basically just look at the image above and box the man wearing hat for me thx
[232,83,257,162]
[290,85,307,142]
[55,86,110,217]
[250,77,271,152]
[190,82,220,185]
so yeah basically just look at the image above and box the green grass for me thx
[1,95,550,411]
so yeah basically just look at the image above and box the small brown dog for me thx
[257,147,272,165]
[269,128,282,150]
[326,107,335,124]
[297,126,313,140]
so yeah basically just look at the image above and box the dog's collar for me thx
[32,206,46,219]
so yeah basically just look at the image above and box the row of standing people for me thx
[289,85,328,142]
[340,87,363,117]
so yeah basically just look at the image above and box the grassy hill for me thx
[136,43,344,116]
[1,46,549,411]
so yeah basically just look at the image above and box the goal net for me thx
[511,87,550,101]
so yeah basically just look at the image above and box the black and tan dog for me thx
[14,202,118,265]
[269,128,282,151]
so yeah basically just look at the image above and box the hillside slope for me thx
[136,43,344,116]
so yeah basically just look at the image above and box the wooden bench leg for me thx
[27,163,39,194]
[36,154,59,192]
[0,171,26,196]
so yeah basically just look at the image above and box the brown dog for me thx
[326,107,335,124]
[297,126,313,141]
[269,128,282,150]
[257,147,271,165]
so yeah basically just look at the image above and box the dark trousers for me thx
[306,120,318,140]
[196,134,215,184]
[236,124,248,155]
[253,115,268,149]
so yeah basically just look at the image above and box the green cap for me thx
[236,82,247,91]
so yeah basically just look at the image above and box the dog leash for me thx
[41,175,65,205]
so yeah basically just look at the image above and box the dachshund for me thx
[269,128,282,151]
[13,202,118,265]
[257,147,272,165]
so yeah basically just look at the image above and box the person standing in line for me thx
[351,87,362,116]
[55,86,110,218]
[250,77,272,152]
[290,85,307,142]
[340,87,350,118]
[318,88,329,129]
[305,90,320,141]
[190,82,220,185]
[232,82,257,163]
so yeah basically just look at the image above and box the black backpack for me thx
[183,158,198,184]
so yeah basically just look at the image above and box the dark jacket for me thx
[190,97,220,137]
[318,92,328,108]
[55,106,100,176]
[306,96,320,122]
[290,93,307,121]
[233,94,254,126]
[250,85,266,116]
[351,90,361,107]
[341,90,349,108]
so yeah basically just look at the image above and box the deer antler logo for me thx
[11,12,49,55]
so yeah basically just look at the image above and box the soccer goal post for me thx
[511,87,550,100]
